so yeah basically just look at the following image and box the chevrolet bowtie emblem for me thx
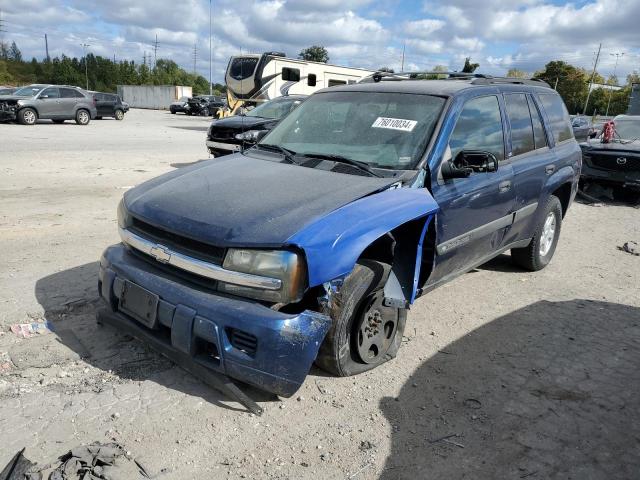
[149,244,171,264]
[616,157,627,165]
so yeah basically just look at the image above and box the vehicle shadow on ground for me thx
[168,126,210,132]
[379,299,640,479]
[170,159,210,168]
[35,262,275,413]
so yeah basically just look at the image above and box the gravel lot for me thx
[1,109,639,479]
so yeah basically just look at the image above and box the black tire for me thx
[75,109,90,125]
[115,109,124,121]
[511,195,563,271]
[52,119,65,124]
[170,110,176,114]
[315,260,406,376]
[18,108,37,125]
[201,108,210,116]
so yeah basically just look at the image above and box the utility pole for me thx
[605,52,624,116]
[143,51,147,67]
[209,0,213,95]
[583,43,601,115]
[193,43,197,74]
[0,9,7,55]
[152,34,159,70]
[554,76,559,90]
[81,43,90,90]
[401,42,405,72]
[44,34,50,61]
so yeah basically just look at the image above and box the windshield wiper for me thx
[255,144,301,165]
[298,153,381,177]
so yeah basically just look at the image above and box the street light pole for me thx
[209,0,212,95]
[605,52,624,117]
[81,43,90,90]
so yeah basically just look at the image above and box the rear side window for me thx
[538,93,573,143]
[41,87,59,99]
[528,96,548,149]
[450,95,505,161]
[60,88,84,98]
[307,73,317,87]
[505,93,534,156]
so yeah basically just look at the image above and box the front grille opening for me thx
[130,216,226,265]
[227,328,258,356]
[194,338,221,367]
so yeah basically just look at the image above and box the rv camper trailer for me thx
[222,52,374,116]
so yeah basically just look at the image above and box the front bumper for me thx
[581,163,640,189]
[98,244,331,397]
[0,109,16,121]
[206,140,241,156]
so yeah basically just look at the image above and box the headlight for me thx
[234,130,263,142]
[220,249,306,303]
[16,100,24,106]
[117,199,131,229]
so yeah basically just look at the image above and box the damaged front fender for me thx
[286,187,440,291]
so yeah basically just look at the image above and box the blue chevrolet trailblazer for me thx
[98,72,581,411]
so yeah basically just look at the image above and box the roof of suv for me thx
[327,77,554,97]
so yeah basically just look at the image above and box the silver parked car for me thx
[0,84,97,125]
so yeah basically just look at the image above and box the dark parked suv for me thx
[93,92,126,120]
[0,84,97,125]
[97,72,581,409]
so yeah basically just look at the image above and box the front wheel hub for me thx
[355,293,398,364]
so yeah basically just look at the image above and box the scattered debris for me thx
[347,461,373,479]
[618,241,639,256]
[359,440,375,452]
[463,398,482,410]
[10,321,54,338]
[428,433,459,444]
[442,438,465,448]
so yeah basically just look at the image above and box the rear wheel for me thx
[511,195,563,271]
[115,109,124,121]
[315,260,406,376]
[18,108,37,125]
[75,109,90,125]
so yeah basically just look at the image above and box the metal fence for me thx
[116,85,192,110]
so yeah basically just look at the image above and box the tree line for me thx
[2,40,637,116]
[0,41,225,96]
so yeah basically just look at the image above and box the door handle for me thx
[498,180,511,193]
[545,165,555,175]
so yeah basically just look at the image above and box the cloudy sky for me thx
[0,0,638,83]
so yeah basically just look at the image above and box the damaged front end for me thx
[0,99,18,122]
[98,244,332,407]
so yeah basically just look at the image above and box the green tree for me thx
[536,61,589,114]
[0,60,14,84]
[462,57,479,73]
[299,46,329,63]
[0,42,8,61]
[8,41,22,62]
[507,68,528,78]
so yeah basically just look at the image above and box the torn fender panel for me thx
[286,187,440,288]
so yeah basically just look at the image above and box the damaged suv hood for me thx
[124,154,399,247]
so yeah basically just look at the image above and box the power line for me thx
[152,34,159,70]
[605,52,625,116]
[193,43,197,74]
[583,43,602,115]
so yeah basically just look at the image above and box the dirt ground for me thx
[1,109,639,479]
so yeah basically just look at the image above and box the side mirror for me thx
[455,150,498,173]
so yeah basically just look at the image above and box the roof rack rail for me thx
[361,71,550,88]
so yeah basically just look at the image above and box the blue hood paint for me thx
[287,188,440,288]
[124,154,397,248]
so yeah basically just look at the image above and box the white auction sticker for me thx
[371,117,418,132]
